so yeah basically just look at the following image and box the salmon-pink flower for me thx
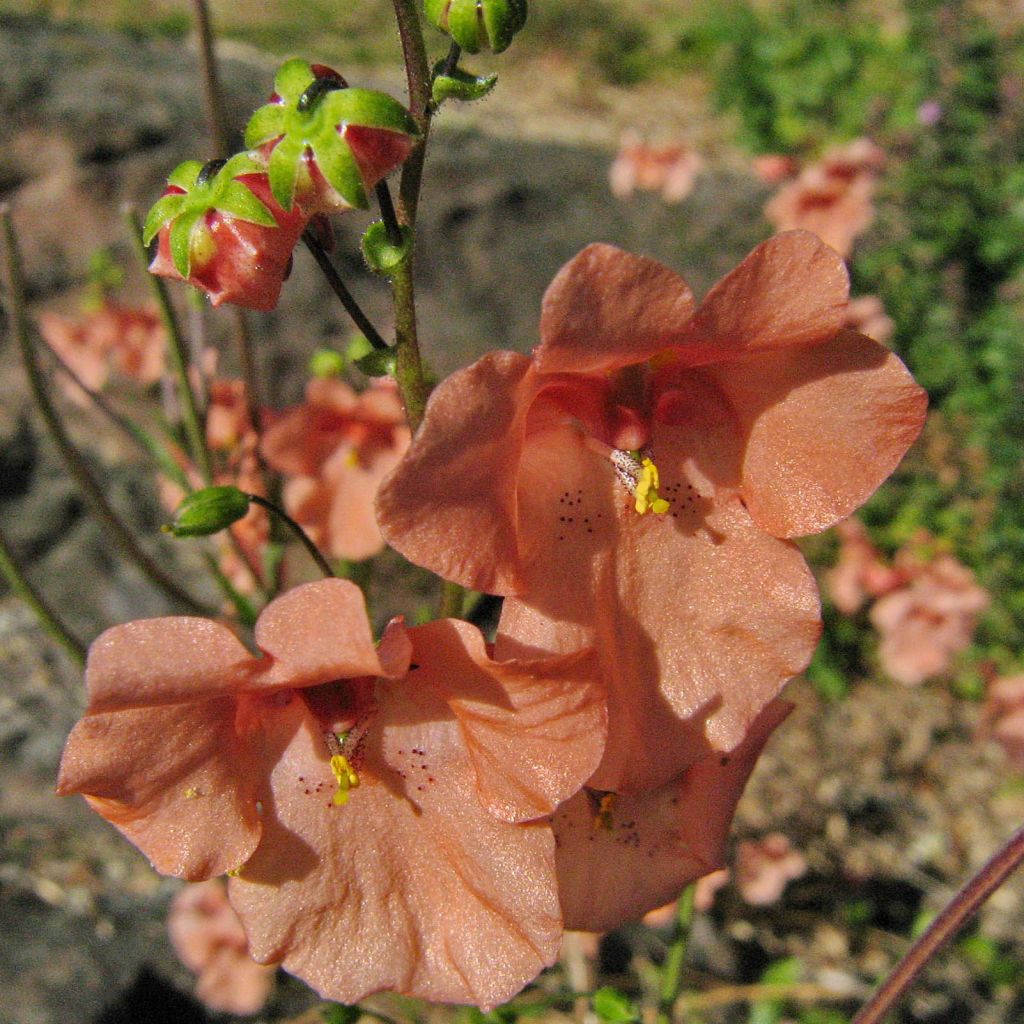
[751,154,800,185]
[870,552,989,685]
[554,701,790,931]
[378,233,927,793]
[826,517,906,615]
[168,879,276,1015]
[609,131,703,204]
[58,579,605,1008]
[844,294,895,345]
[734,832,807,906]
[261,378,411,561]
[38,299,165,403]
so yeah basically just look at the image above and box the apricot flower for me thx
[377,233,927,793]
[58,579,605,1008]
[262,378,410,561]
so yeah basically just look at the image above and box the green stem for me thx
[391,261,429,431]
[0,206,217,617]
[124,206,213,484]
[0,522,86,665]
[302,232,390,352]
[658,884,697,1024]
[246,493,334,580]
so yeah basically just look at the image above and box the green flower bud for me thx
[309,348,347,378]
[361,220,413,276]
[423,0,527,54]
[164,486,251,538]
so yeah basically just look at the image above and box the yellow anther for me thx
[593,792,617,832]
[183,786,200,799]
[634,457,670,515]
[330,754,360,807]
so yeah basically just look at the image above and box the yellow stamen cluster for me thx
[633,457,670,516]
[593,792,617,831]
[330,754,360,806]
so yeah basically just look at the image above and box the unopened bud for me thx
[424,0,527,54]
[164,485,250,537]
[309,348,347,378]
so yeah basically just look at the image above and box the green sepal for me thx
[361,220,412,275]
[321,88,420,137]
[142,193,187,245]
[167,160,203,190]
[447,0,484,53]
[481,0,527,53]
[312,135,367,209]
[245,102,287,148]
[218,180,278,227]
[274,57,316,104]
[169,208,204,278]
[431,65,498,104]
[268,133,304,212]
[164,485,251,538]
[354,346,397,377]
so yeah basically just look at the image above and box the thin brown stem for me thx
[246,493,334,580]
[0,206,217,616]
[190,0,230,160]
[302,232,390,352]
[851,821,1024,1024]
[375,180,404,248]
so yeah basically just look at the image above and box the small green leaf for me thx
[269,134,304,211]
[274,58,315,103]
[245,102,287,148]
[142,193,187,244]
[592,987,639,1024]
[354,346,397,377]
[312,136,367,209]
[169,209,203,278]
[432,67,498,104]
[218,181,277,227]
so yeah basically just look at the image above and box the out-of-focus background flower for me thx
[1,1,1024,1022]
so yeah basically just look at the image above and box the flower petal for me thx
[712,329,928,537]
[408,619,606,821]
[57,700,262,879]
[229,688,561,1009]
[254,579,384,687]
[555,700,791,932]
[83,617,256,713]
[376,350,536,594]
[677,231,849,362]
[536,244,695,375]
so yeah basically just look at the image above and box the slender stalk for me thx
[0,206,216,616]
[676,980,860,1014]
[190,0,230,160]
[0,522,86,665]
[391,262,429,431]
[375,181,404,249]
[851,821,1024,1024]
[302,232,390,352]
[246,493,334,580]
[658,884,697,1024]
[124,206,213,484]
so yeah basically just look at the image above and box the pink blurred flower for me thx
[58,579,605,1008]
[609,131,703,204]
[38,300,165,404]
[870,553,989,685]
[168,879,276,1015]
[734,832,807,906]
[752,154,801,185]
[378,233,926,794]
[844,294,894,345]
[261,378,410,562]
[981,674,1024,771]
[826,517,907,615]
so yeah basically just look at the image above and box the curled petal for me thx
[409,619,606,821]
[712,329,928,537]
[555,700,791,932]
[57,700,262,879]
[376,350,537,594]
[536,243,695,375]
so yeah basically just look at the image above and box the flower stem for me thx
[302,231,390,352]
[0,522,86,665]
[124,205,214,485]
[658,884,697,1024]
[851,820,1024,1024]
[0,205,217,617]
[375,181,404,249]
[245,493,334,580]
[190,0,230,160]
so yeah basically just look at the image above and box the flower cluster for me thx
[58,225,925,1007]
